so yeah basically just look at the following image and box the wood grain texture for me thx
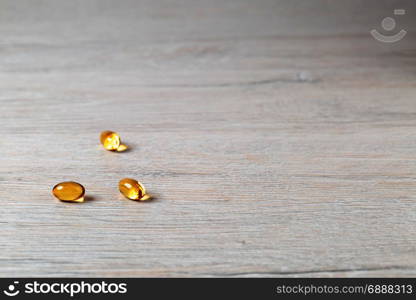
[1,0,416,277]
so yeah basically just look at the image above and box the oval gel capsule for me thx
[119,178,150,201]
[100,130,121,151]
[52,181,85,202]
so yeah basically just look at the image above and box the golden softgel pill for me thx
[100,130,121,151]
[52,181,85,202]
[119,178,150,201]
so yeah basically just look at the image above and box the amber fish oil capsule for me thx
[100,130,121,151]
[119,178,151,201]
[52,181,85,202]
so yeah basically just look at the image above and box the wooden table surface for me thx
[1,0,416,277]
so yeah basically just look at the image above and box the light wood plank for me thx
[0,0,416,277]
